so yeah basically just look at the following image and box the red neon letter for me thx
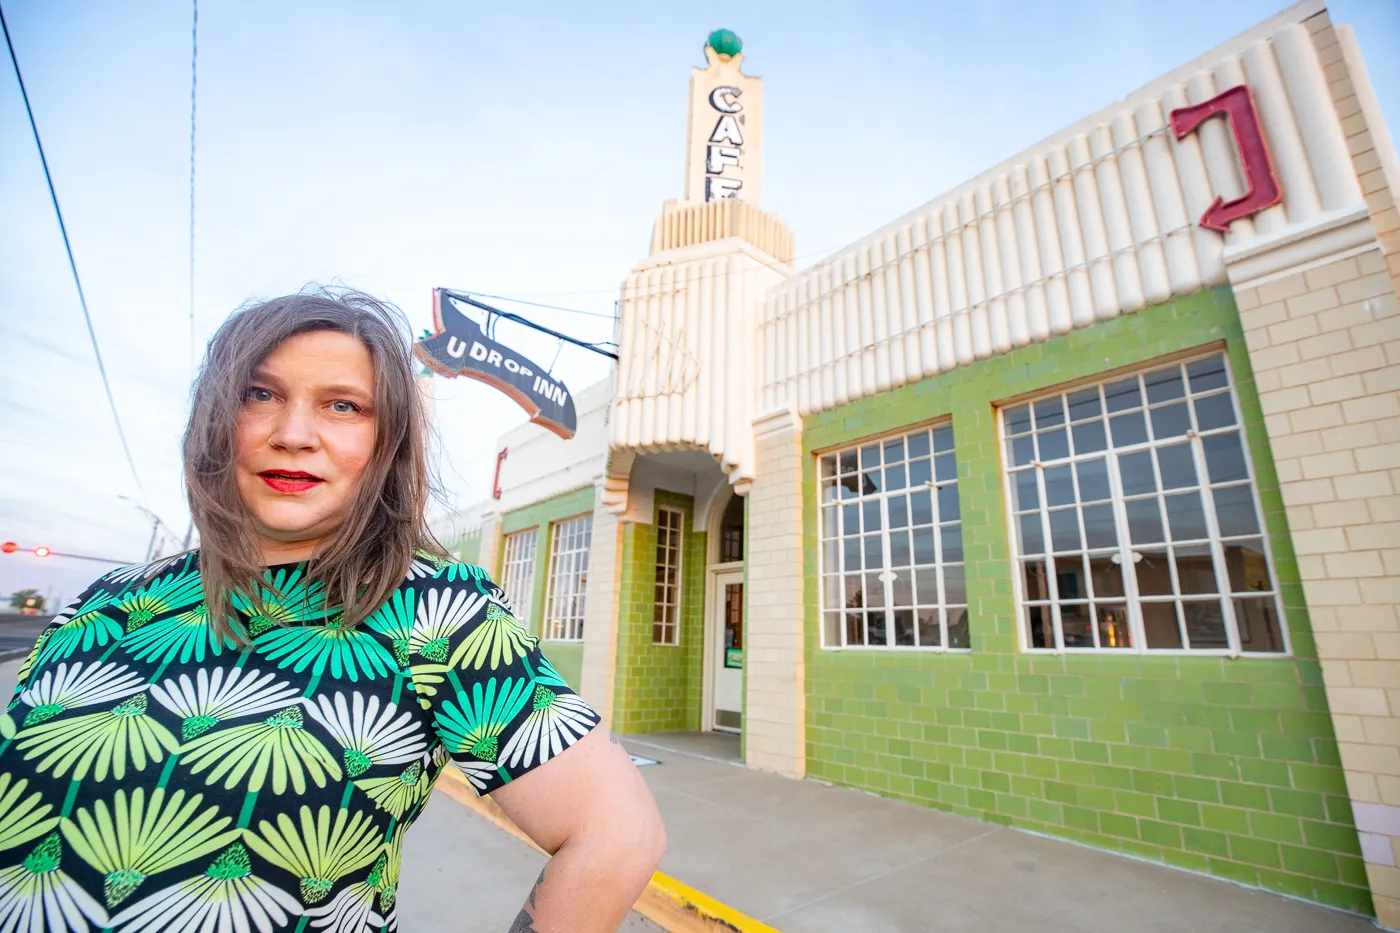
[492,448,508,500]
[1170,85,1282,232]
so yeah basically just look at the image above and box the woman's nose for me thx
[268,403,318,451]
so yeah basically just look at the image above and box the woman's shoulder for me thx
[67,551,200,605]
[402,550,495,588]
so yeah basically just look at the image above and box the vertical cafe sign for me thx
[705,84,745,201]
[684,29,763,206]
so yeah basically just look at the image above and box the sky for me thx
[2,0,1397,608]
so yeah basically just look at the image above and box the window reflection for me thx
[818,424,966,650]
[1003,354,1285,654]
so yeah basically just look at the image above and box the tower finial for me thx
[706,29,743,59]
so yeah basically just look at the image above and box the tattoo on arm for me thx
[508,868,546,933]
[609,733,620,745]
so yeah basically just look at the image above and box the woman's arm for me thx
[489,726,666,932]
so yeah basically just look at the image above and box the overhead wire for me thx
[446,290,618,321]
[475,242,848,302]
[0,1,148,502]
[188,0,197,371]
[181,0,198,551]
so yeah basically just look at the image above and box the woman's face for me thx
[234,329,377,561]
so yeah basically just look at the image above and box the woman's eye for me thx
[330,400,360,414]
[246,387,274,403]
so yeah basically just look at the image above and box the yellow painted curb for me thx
[435,767,781,933]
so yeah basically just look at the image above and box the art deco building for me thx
[438,3,1400,923]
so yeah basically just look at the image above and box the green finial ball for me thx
[707,29,742,58]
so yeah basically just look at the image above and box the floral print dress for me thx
[0,551,599,933]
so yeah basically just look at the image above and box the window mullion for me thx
[926,478,944,651]
[1105,446,1147,653]
[1145,445,1190,652]
[879,493,894,647]
[828,492,840,647]
[838,492,850,648]
[935,479,950,651]
[1191,433,1242,656]
[1034,464,1063,652]
[1066,456,1103,650]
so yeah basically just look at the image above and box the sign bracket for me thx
[440,290,619,360]
[415,288,616,440]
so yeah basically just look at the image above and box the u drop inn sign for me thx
[414,288,578,439]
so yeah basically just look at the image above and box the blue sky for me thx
[2,0,1397,605]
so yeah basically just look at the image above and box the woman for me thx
[0,289,665,933]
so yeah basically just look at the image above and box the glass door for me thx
[710,569,744,732]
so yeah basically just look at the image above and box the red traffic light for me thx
[0,541,15,554]
[33,546,51,558]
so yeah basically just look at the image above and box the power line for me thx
[478,243,848,302]
[0,1,147,501]
[188,0,197,370]
[451,290,618,321]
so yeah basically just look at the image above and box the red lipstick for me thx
[259,470,323,494]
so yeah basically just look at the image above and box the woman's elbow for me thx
[642,807,667,870]
[623,791,666,876]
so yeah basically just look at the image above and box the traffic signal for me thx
[33,546,51,558]
[0,541,15,554]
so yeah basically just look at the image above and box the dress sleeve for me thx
[407,565,600,795]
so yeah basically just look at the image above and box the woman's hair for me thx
[184,286,443,641]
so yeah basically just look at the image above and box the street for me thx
[0,614,51,662]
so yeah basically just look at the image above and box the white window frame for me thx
[543,514,592,642]
[500,528,538,628]
[816,422,969,651]
[1001,351,1289,657]
[653,507,684,646]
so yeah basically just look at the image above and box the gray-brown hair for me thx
[184,286,443,641]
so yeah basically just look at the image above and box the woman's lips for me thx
[259,472,324,494]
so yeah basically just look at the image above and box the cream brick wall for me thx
[1283,16,1400,925]
[1313,14,1400,302]
[1237,240,1400,923]
[579,490,624,727]
[742,408,807,777]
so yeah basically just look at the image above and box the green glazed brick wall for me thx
[801,288,1368,914]
[612,490,708,734]
[499,485,597,691]
[500,486,597,537]
[450,528,482,566]
[544,642,585,694]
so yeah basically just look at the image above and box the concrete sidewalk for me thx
[402,791,661,931]
[623,731,1372,933]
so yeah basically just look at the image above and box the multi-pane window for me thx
[543,515,592,641]
[818,424,968,649]
[652,508,684,645]
[500,529,538,626]
[1004,353,1286,654]
[718,494,745,563]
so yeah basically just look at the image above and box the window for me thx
[500,529,538,626]
[543,515,592,641]
[653,508,684,645]
[817,424,968,649]
[719,494,744,562]
[1004,353,1286,654]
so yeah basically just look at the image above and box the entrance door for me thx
[709,569,744,732]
